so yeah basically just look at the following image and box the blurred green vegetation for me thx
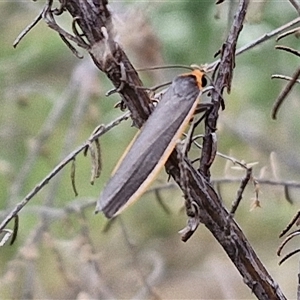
[1,1,300,299]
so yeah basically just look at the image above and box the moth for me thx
[96,69,207,218]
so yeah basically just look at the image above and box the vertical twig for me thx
[272,66,300,119]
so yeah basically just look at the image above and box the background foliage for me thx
[1,1,300,299]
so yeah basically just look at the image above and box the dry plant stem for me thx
[200,0,247,177]
[280,210,300,238]
[279,248,300,265]
[272,66,300,119]
[167,156,286,299]
[37,0,285,298]
[226,1,238,37]
[278,229,300,256]
[0,112,130,232]
[236,17,300,55]
[10,215,19,245]
[271,34,300,121]
[276,45,300,57]
[57,0,152,128]
[71,159,78,196]
[272,74,300,84]
[207,16,300,71]
[230,168,252,215]
[21,174,300,221]
[164,0,284,297]
[13,10,43,48]
[7,1,288,298]
[214,177,300,190]
[173,0,284,298]
[284,184,293,204]
[277,27,300,41]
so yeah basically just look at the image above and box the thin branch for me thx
[0,112,130,232]
[230,167,252,215]
[213,177,300,189]
[277,26,300,41]
[13,9,43,48]
[279,248,300,265]
[58,0,153,127]
[237,17,300,55]
[272,74,300,84]
[275,45,300,57]
[207,16,300,71]
[9,1,291,299]
[46,1,286,298]
[272,66,300,119]
[71,159,78,196]
[18,175,300,222]
[279,210,300,238]
[278,229,300,256]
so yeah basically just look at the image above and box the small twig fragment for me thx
[272,74,300,84]
[59,33,83,59]
[278,229,300,256]
[94,138,102,178]
[87,125,103,184]
[88,140,102,185]
[0,230,13,247]
[284,185,293,204]
[276,45,300,57]
[272,66,300,119]
[71,158,78,196]
[0,215,19,246]
[279,210,300,238]
[13,10,43,48]
[179,202,201,242]
[277,26,300,41]
[230,167,252,215]
[10,215,19,245]
[279,248,300,265]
